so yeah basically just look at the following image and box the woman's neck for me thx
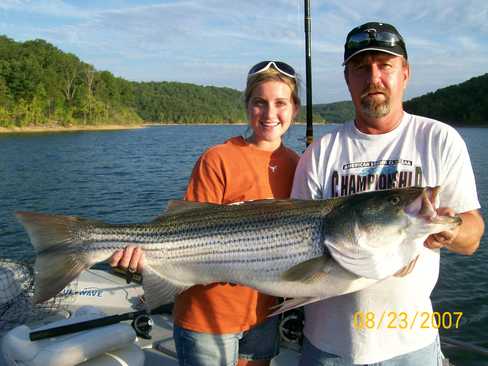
[245,136,282,151]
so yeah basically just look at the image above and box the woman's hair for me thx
[244,67,301,108]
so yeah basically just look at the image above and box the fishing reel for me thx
[279,309,304,344]
[131,312,153,340]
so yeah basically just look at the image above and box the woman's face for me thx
[247,80,298,150]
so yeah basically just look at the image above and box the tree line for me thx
[132,82,246,123]
[0,36,141,127]
[0,36,250,127]
[1,35,485,128]
[310,73,488,125]
[0,36,331,127]
[308,73,488,125]
[311,101,355,123]
[404,73,488,125]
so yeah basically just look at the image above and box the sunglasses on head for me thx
[248,61,296,79]
[346,30,404,50]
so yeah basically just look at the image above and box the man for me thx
[292,22,484,365]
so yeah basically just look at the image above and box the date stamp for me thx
[353,311,463,330]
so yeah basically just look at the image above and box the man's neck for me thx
[355,110,404,135]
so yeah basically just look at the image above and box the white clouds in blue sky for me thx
[0,0,487,103]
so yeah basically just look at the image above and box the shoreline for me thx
[0,124,146,134]
[0,123,249,134]
[0,121,329,134]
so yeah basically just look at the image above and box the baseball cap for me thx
[343,22,407,65]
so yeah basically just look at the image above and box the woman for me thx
[111,60,301,365]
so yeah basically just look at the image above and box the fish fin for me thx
[33,249,90,304]
[281,256,330,282]
[302,271,329,284]
[15,211,102,303]
[149,200,219,222]
[141,265,191,310]
[16,211,103,252]
[268,297,323,316]
[167,200,218,213]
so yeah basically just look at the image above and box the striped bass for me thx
[16,186,461,314]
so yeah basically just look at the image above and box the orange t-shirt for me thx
[173,136,300,333]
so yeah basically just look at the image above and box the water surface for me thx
[0,124,486,365]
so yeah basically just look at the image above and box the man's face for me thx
[345,52,409,120]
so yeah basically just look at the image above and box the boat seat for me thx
[1,307,144,366]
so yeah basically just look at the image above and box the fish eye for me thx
[390,196,400,205]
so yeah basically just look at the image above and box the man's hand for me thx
[424,208,460,250]
[423,207,484,255]
[109,245,145,273]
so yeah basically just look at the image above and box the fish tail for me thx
[16,211,103,304]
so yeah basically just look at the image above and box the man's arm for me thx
[424,208,484,255]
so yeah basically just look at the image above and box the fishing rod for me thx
[304,0,313,147]
[29,309,153,341]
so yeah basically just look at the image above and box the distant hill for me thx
[404,73,488,125]
[132,82,246,123]
[0,35,486,128]
[312,101,354,123]
[308,72,488,125]
[0,35,248,127]
[0,35,142,128]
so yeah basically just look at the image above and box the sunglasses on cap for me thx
[346,29,405,51]
[248,61,296,79]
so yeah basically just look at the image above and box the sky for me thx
[0,0,487,104]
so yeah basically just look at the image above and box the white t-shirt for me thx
[291,112,480,364]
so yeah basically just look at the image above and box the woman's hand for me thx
[109,245,145,273]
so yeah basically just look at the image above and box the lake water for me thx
[0,124,487,365]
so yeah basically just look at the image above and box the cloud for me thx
[0,0,486,103]
[0,0,91,18]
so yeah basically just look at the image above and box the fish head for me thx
[325,187,427,246]
[403,186,462,235]
[323,187,462,279]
